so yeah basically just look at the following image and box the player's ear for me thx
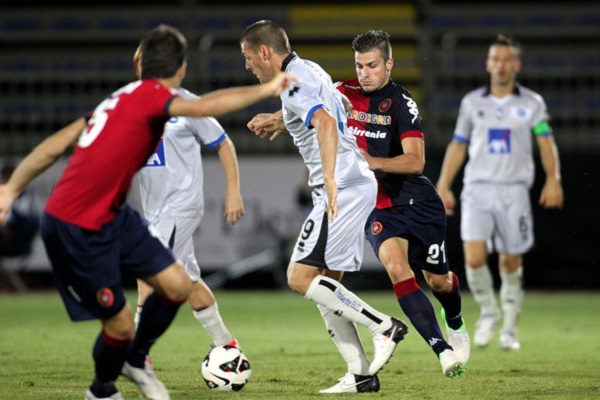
[386,58,394,73]
[259,45,270,61]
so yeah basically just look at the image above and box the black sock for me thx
[128,292,184,367]
[91,330,129,395]
[432,272,464,331]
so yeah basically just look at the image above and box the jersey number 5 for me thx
[79,97,119,148]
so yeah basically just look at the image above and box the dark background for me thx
[0,0,598,290]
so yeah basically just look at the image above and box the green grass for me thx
[1,290,599,399]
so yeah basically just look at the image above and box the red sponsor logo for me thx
[97,288,114,307]
[379,99,392,113]
[371,221,383,235]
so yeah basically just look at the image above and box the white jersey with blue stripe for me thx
[454,84,550,187]
[281,53,374,189]
[137,87,227,221]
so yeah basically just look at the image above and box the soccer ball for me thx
[201,345,251,391]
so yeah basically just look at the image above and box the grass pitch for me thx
[1,289,599,399]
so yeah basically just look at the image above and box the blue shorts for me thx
[41,203,176,322]
[366,197,450,275]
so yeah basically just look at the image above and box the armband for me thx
[533,121,551,137]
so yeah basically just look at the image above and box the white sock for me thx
[500,267,523,332]
[193,304,234,346]
[305,275,390,334]
[318,304,370,375]
[134,305,143,331]
[465,264,499,316]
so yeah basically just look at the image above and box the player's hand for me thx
[539,180,564,209]
[324,179,338,222]
[0,184,17,225]
[265,72,298,97]
[224,192,245,226]
[438,189,456,216]
[247,113,286,141]
[359,149,378,171]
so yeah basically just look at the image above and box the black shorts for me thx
[366,197,450,275]
[41,203,176,322]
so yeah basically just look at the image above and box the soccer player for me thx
[241,20,408,394]
[248,30,469,379]
[131,46,241,357]
[436,35,564,351]
[0,24,294,400]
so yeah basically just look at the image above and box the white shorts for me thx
[153,214,202,281]
[290,179,377,272]
[460,183,534,255]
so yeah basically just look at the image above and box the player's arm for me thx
[435,139,468,216]
[359,137,425,175]
[217,136,245,225]
[311,107,338,221]
[536,134,564,209]
[0,117,86,224]
[247,110,287,141]
[169,72,296,118]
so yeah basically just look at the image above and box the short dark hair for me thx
[491,34,522,58]
[240,20,291,55]
[140,24,187,79]
[352,30,392,60]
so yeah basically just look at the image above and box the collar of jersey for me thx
[281,52,298,71]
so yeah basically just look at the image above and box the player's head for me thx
[139,24,187,80]
[240,20,291,83]
[486,34,521,88]
[351,30,394,93]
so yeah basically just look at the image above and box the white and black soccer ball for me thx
[201,345,251,391]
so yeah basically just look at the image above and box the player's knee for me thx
[287,275,307,295]
[465,256,486,269]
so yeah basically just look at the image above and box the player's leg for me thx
[134,279,154,327]
[461,185,500,347]
[168,215,237,347]
[189,279,237,347]
[40,211,133,399]
[464,240,499,347]
[316,270,378,393]
[493,184,531,351]
[498,253,523,351]
[424,271,470,365]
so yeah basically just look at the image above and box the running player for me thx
[131,46,242,357]
[436,34,563,351]
[248,30,469,379]
[0,24,294,400]
[241,20,408,394]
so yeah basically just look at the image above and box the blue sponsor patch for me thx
[145,139,166,167]
[487,128,511,154]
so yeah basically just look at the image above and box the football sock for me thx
[500,266,523,332]
[128,292,185,368]
[134,304,143,329]
[465,264,499,315]
[432,272,464,331]
[193,304,234,347]
[305,275,391,334]
[91,330,130,394]
[394,277,450,356]
[317,304,370,375]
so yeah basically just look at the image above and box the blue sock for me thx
[394,277,451,356]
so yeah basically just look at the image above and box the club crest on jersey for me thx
[97,288,114,307]
[146,139,166,167]
[371,221,383,235]
[379,99,392,113]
